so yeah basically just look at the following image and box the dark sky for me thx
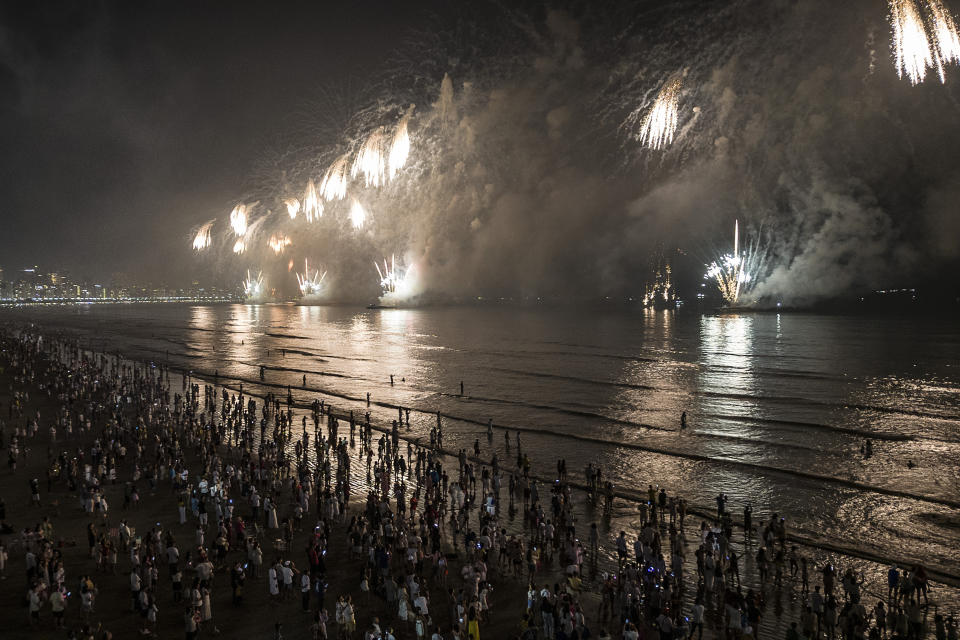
[0,0,435,283]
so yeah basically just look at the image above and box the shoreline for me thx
[0,321,954,640]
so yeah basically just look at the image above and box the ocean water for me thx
[8,303,960,587]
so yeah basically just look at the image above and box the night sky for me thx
[1,0,958,302]
[0,1,434,282]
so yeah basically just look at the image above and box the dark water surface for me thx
[8,304,960,584]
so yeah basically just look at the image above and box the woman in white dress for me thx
[268,564,280,599]
[268,498,279,530]
[397,587,410,629]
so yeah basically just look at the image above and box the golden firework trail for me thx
[639,76,682,150]
[890,0,935,84]
[284,198,301,219]
[229,204,248,236]
[303,179,323,222]
[349,198,367,229]
[233,238,246,255]
[704,220,766,305]
[388,107,413,181]
[296,259,327,296]
[243,270,264,298]
[927,0,960,81]
[320,153,350,201]
[352,127,386,188]
[268,233,292,255]
[192,221,213,251]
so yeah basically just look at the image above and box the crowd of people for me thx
[0,325,953,640]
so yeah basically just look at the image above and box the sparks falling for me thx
[352,127,386,188]
[192,221,213,251]
[927,0,960,81]
[388,108,413,181]
[320,153,350,201]
[303,179,323,222]
[704,220,764,306]
[268,233,292,255]
[232,238,246,254]
[638,76,682,150]
[349,198,367,229]
[890,0,935,84]
[296,259,327,297]
[229,204,248,236]
[284,198,301,219]
[243,269,264,298]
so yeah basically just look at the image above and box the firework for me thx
[229,204,248,236]
[296,259,328,297]
[320,153,350,201]
[642,255,673,307]
[890,0,935,84]
[374,255,404,293]
[243,270,264,299]
[349,198,367,229]
[192,221,213,251]
[927,0,960,81]
[638,76,682,150]
[352,127,386,188]
[704,220,765,305]
[233,238,246,254]
[374,255,418,304]
[388,107,413,180]
[268,233,292,255]
[284,198,301,219]
[303,179,323,221]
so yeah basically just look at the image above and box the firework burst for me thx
[268,233,292,255]
[704,220,766,306]
[284,198,301,219]
[890,0,935,84]
[243,269,264,299]
[296,259,328,297]
[192,220,213,251]
[352,127,386,188]
[303,179,323,221]
[927,0,960,81]
[388,107,413,181]
[374,255,418,305]
[638,76,682,150]
[320,153,350,201]
[349,198,367,229]
[229,204,248,236]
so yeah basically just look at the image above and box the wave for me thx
[175,364,960,512]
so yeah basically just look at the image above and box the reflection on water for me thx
[9,303,960,584]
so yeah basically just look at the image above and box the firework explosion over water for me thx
[12,1,954,305]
